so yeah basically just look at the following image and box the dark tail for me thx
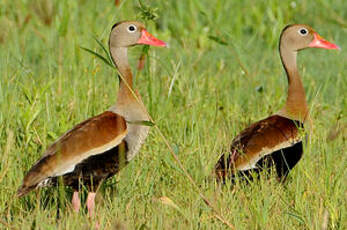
[16,184,32,198]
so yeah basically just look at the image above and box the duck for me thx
[17,21,166,217]
[215,24,339,182]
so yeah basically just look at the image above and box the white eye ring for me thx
[127,25,137,33]
[298,28,308,36]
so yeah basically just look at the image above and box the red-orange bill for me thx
[309,33,340,50]
[137,29,167,47]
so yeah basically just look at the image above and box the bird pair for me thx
[17,21,339,219]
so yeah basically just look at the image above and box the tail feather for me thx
[16,161,51,198]
[17,177,53,197]
[16,184,34,198]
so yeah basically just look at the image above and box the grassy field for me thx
[0,0,346,229]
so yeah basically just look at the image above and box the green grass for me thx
[0,0,346,229]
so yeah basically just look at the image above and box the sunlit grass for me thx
[0,0,346,229]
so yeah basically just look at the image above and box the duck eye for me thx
[127,25,137,33]
[298,28,308,36]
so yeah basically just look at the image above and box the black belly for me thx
[50,141,128,191]
[239,141,303,181]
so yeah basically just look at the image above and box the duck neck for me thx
[110,47,137,105]
[279,45,309,122]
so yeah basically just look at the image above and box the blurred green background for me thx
[0,0,346,229]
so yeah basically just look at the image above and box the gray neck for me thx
[110,47,135,104]
[279,44,308,122]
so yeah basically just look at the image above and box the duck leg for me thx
[86,192,100,229]
[86,192,96,217]
[71,191,81,212]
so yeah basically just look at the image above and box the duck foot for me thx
[71,191,81,213]
[87,192,100,229]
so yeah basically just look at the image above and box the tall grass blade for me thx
[80,46,114,69]
[93,36,114,65]
[208,35,229,46]
[126,120,155,127]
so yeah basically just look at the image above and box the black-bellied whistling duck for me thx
[215,24,339,182]
[17,21,166,217]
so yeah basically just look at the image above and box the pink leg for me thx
[86,192,96,217]
[71,191,81,213]
[86,192,100,229]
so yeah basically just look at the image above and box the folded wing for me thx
[215,115,303,179]
[17,111,127,197]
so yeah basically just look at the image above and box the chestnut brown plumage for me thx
[17,21,166,217]
[215,24,339,182]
